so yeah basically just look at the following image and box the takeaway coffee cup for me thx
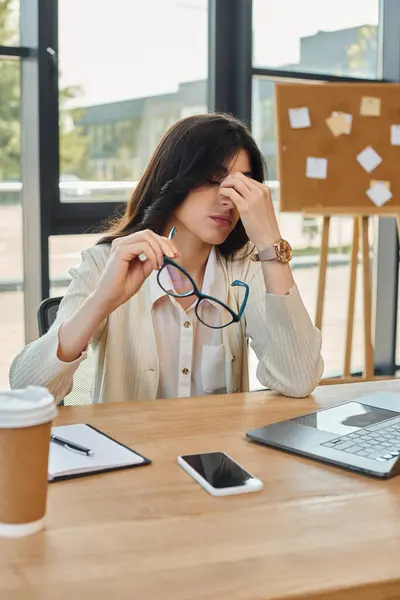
[0,386,57,537]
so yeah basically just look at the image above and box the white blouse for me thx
[149,247,229,398]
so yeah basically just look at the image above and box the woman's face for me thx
[172,149,252,246]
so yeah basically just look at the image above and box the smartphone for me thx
[177,452,263,496]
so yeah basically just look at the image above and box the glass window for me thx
[252,79,277,179]
[0,59,22,388]
[249,77,364,384]
[49,234,101,297]
[253,0,380,79]
[58,0,208,202]
[0,0,20,46]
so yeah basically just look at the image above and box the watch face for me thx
[277,239,292,262]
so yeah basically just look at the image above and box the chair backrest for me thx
[37,296,63,335]
[37,296,93,406]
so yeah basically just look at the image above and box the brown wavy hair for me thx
[98,113,266,256]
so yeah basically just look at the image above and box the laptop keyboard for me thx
[321,416,400,462]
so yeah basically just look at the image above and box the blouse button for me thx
[182,368,190,375]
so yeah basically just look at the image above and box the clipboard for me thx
[48,423,151,482]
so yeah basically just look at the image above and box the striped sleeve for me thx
[9,245,110,403]
[244,265,324,398]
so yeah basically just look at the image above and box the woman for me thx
[10,113,323,403]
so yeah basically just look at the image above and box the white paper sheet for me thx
[288,107,311,129]
[306,157,328,179]
[49,424,145,480]
[366,181,393,207]
[390,125,400,146]
[356,146,383,173]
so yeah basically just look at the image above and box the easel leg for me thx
[360,216,374,380]
[316,216,330,330]
[344,217,359,378]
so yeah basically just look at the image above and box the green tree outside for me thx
[59,85,93,178]
[0,0,91,183]
[0,0,19,180]
[347,25,378,76]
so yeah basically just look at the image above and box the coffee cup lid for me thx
[0,386,57,428]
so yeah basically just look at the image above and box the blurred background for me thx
[1,0,399,390]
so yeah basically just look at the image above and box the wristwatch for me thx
[251,239,293,263]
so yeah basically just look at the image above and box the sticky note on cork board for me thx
[306,157,328,179]
[360,96,381,116]
[288,107,311,129]
[366,181,393,207]
[326,113,351,136]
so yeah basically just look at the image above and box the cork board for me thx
[275,82,400,214]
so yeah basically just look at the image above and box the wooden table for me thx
[2,380,400,600]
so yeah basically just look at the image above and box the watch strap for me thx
[251,246,277,262]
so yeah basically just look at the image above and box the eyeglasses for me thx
[156,226,249,329]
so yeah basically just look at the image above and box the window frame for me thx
[18,0,399,376]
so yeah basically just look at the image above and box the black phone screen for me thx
[181,452,252,488]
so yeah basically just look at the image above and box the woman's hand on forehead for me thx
[218,172,281,249]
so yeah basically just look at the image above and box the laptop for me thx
[246,391,400,478]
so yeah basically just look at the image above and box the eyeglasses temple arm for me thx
[231,280,250,320]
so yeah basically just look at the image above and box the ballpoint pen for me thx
[50,434,94,456]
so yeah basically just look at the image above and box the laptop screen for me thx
[292,402,399,436]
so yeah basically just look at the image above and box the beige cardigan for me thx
[9,244,324,403]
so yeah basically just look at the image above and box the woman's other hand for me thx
[93,230,180,312]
